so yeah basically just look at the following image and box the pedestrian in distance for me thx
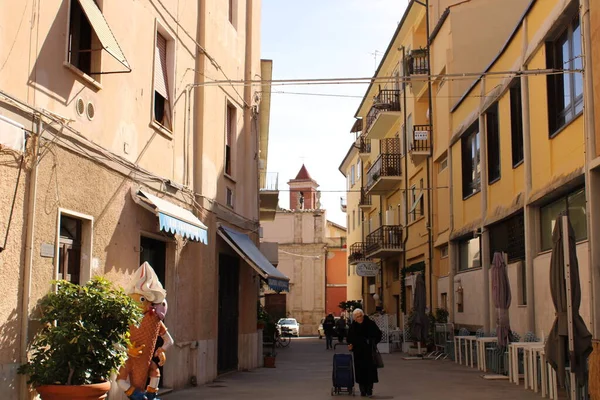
[336,315,347,343]
[323,314,336,350]
[347,309,382,397]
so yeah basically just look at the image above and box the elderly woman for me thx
[347,309,382,397]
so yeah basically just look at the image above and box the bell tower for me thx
[288,164,320,210]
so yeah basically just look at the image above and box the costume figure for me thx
[117,262,173,400]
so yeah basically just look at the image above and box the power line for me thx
[197,68,582,88]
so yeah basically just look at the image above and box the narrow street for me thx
[166,338,544,400]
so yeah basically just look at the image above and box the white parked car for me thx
[276,318,300,337]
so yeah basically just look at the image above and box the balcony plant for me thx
[18,277,142,400]
[257,302,271,330]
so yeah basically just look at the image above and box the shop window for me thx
[458,236,480,271]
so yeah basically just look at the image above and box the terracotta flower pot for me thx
[257,321,265,329]
[36,381,111,400]
[264,355,276,368]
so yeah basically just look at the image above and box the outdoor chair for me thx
[457,328,470,361]
[432,323,454,360]
[565,360,590,400]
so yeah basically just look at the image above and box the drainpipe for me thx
[521,17,536,334]
[192,0,207,195]
[425,0,435,312]
[244,0,255,219]
[401,46,409,323]
[19,118,41,396]
[478,82,491,333]
[379,196,384,310]
[580,0,600,338]
[448,148,455,323]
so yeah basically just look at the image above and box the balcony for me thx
[365,89,401,139]
[358,137,371,159]
[410,124,432,162]
[340,197,347,213]
[260,172,279,221]
[365,154,402,195]
[348,242,369,265]
[407,49,429,94]
[366,225,403,258]
[359,188,372,210]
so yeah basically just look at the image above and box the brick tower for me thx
[288,164,320,210]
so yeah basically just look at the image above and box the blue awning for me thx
[218,225,289,292]
[134,189,208,244]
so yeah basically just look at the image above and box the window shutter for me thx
[155,33,169,99]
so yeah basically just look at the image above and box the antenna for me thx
[369,50,382,70]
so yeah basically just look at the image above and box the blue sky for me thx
[261,0,408,226]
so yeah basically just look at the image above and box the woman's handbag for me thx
[372,347,384,368]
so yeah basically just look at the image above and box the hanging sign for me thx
[356,262,379,277]
[414,130,429,141]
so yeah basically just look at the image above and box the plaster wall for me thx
[453,268,484,328]
[592,2,600,158]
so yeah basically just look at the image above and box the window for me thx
[225,103,236,176]
[357,159,362,180]
[57,211,93,285]
[440,245,449,258]
[352,210,356,231]
[489,213,525,263]
[461,123,481,198]
[458,236,481,271]
[58,215,83,284]
[540,188,587,251]
[350,165,356,186]
[546,15,583,136]
[409,185,417,222]
[441,293,448,310]
[438,156,448,173]
[154,32,172,130]
[68,0,95,75]
[66,0,130,80]
[510,80,524,167]
[486,103,500,183]
[226,187,234,208]
[406,114,413,152]
[228,0,237,27]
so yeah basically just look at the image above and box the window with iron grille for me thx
[546,10,582,136]
[486,103,500,183]
[488,212,525,263]
[510,80,524,167]
[461,122,481,199]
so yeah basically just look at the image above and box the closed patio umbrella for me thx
[410,273,429,343]
[544,213,592,388]
[491,252,511,349]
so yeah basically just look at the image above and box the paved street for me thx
[165,338,545,400]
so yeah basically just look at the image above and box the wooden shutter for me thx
[154,33,169,99]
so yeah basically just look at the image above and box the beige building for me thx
[0,1,286,399]
[261,166,347,336]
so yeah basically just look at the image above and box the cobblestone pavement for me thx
[165,337,547,400]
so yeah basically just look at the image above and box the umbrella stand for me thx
[561,215,577,400]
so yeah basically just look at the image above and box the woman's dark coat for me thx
[347,316,382,385]
[323,317,336,336]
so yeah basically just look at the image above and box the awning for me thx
[218,225,289,292]
[133,189,208,244]
[77,0,131,72]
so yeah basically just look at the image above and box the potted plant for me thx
[263,349,277,368]
[262,320,278,368]
[257,302,270,330]
[18,277,142,399]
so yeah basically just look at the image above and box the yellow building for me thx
[340,0,532,331]
[440,0,593,338]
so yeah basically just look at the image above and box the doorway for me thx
[218,253,240,374]
[139,236,167,387]
[140,236,166,285]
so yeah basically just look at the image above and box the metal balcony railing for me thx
[366,154,402,191]
[365,89,401,133]
[358,137,371,155]
[348,242,368,264]
[366,225,403,254]
[260,172,279,191]
[407,49,429,75]
[412,124,432,153]
[359,188,372,207]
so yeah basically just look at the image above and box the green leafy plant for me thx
[18,277,142,387]
[435,307,449,323]
[339,300,363,312]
